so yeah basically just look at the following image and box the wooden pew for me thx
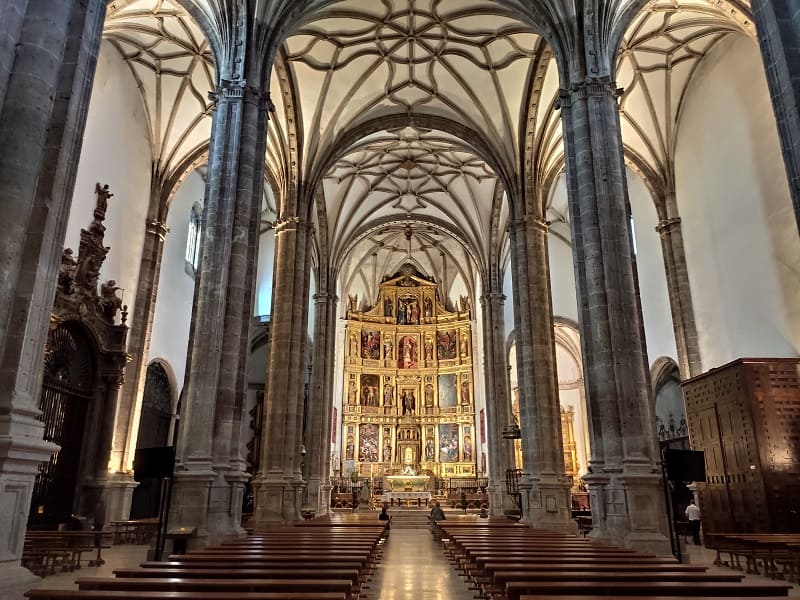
[27,592,346,600]
[505,580,792,599]
[23,532,112,575]
[76,577,354,599]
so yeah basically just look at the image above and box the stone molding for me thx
[510,215,549,233]
[558,77,624,108]
[145,219,169,241]
[209,80,274,112]
[655,217,682,236]
[273,216,310,234]
[479,292,506,305]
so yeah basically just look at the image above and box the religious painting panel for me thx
[383,334,394,361]
[460,332,470,357]
[383,296,394,319]
[424,436,435,462]
[345,433,355,461]
[382,426,392,462]
[382,376,394,408]
[439,423,460,463]
[398,335,418,369]
[361,330,381,360]
[360,374,379,406]
[423,295,433,318]
[438,373,458,407]
[460,374,471,405]
[359,424,379,462]
[347,377,358,405]
[349,333,359,358]
[437,330,457,360]
[400,386,418,416]
[423,334,434,363]
[463,428,473,462]
[424,376,435,408]
[397,296,420,325]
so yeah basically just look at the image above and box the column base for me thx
[167,466,246,549]
[252,474,304,528]
[585,466,671,555]
[0,409,58,577]
[487,482,515,517]
[518,473,577,534]
[104,472,138,521]
[0,562,41,600]
[303,478,332,516]
[318,483,333,516]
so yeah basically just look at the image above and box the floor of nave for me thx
[364,528,475,600]
[27,530,800,598]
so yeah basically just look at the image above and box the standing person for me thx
[460,491,467,514]
[685,499,702,545]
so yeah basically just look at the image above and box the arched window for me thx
[185,202,202,273]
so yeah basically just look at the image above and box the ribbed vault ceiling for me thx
[105,0,214,195]
[283,0,542,177]
[102,0,756,293]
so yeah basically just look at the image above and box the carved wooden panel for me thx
[684,358,800,534]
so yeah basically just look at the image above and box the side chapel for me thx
[341,267,476,482]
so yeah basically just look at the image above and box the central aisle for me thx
[366,528,475,599]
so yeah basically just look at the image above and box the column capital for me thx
[510,214,549,234]
[655,217,682,236]
[209,79,274,112]
[313,292,338,304]
[480,292,506,305]
[145,219,169,241]
[274,216,311,235]
[558,77,624,109]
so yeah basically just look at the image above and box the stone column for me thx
[558,77,670,552]
[751,0,800,235]
[253,218,313,526]
[479,292,514,514]
[508,216,575,532]
[107,217,168,519]
[305,290,337,514]
[0,1,105,596]
[169,79,270,545]
[656,216,701,378]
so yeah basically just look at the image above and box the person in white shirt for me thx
[685,499,702,545]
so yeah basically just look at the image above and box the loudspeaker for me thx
[664,449,706,482]
[133,446,175,480]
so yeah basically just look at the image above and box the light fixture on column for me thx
[502,415,521,439]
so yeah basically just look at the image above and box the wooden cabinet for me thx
[683,358,800,534]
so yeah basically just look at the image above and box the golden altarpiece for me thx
[341,269,476,483]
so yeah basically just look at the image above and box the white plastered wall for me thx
[67,40,152,324]
[148,170,205,391]
[628,167,679,365]
[255,230,275,318]
[675,34,800,367]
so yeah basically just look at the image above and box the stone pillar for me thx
[508,216,575,532]
[169,79,270,545]
[558,77,670,553]
[0,1,105,596]
[305,290,337,514]
[106,217,167,519]
[479,292,514,514]
[253,217,313,526]
[656,216,701,378]
[751,0,800,235]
